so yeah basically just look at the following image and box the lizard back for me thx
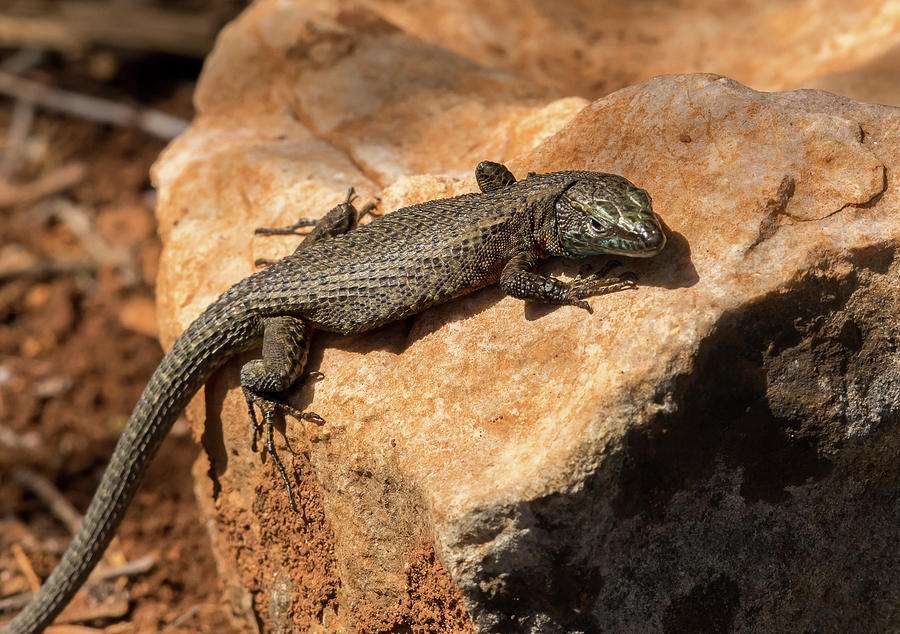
[252,187,537,334]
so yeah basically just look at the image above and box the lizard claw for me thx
[241,388,324,512]
[565,296,593,313]
[569,271,637,303]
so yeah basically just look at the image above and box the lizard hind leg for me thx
[240,315,323,511]
[246,189,367,508]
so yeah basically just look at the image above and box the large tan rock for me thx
[363,0,900,99]
[152,1,900,632]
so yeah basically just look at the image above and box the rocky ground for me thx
[2,1,899,632]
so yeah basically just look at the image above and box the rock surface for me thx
[152,1,900,632]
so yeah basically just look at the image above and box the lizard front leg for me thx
[500,250,635,313]
[254,188,377,265]
[475,160,517,193]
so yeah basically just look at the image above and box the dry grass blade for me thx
[14,469,83,534]
[10,544,41,592]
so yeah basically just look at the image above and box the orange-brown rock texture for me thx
[152,1,900,632]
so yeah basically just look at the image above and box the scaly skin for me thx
[3,162,664,633]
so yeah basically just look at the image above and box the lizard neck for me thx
[531,202,565,257]
[507,170,582,258]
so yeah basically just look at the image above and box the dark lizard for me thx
[3,161,665,633]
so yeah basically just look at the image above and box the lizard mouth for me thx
[567,229,664,257]
[624,216,666,256]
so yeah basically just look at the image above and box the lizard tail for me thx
[4,296,261,634]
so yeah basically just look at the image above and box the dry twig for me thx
[0,558,154,626]
[53,598,130,627]
[0,593,31,612]
[0,257,95,283]
[10,544,41,593]
[0,71,188,140]
[0,2,220,58]
[164,605,200,630]
[14,469,82,534]
[1,48,45,75]
[0,99,36,176]
[45,625,107,634]
[94,555,156,582]
[12,468,129,570]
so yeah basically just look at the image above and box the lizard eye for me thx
[589,217,606,233]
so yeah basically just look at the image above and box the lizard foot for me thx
[254,188,380,239]
[242,388,324,512]
[254,218,318,236]
[567,271,637,313]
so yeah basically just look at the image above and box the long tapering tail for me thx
[4,296,261,634]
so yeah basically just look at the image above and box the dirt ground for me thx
[0,6,245,631]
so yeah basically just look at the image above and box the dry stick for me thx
[44,625,106,634]
[0,558,155,616]
[0,257,96,283]
[0,162,86,207]
[164,605,200,630]
[0,49,44,175]
[48,598,130,627]
[0,99,35,176]
[10,544,41,592]
[0,3,218,58]
[1,49,42,176]
[1,48,45,75]
[14,469,82,534]
[94,555,156,582]
[0,593,31,612]
[0,594,128,629]
[12,469,130,571]
[0,71,188,140]
[52,201,137,285]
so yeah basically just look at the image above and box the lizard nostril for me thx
[644,227,665,249]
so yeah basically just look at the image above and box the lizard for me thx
[3,160,665,633]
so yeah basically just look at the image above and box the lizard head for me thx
[554,174,665,258]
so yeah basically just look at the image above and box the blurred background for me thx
[0,1,246,631]
[0,0,897,631]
